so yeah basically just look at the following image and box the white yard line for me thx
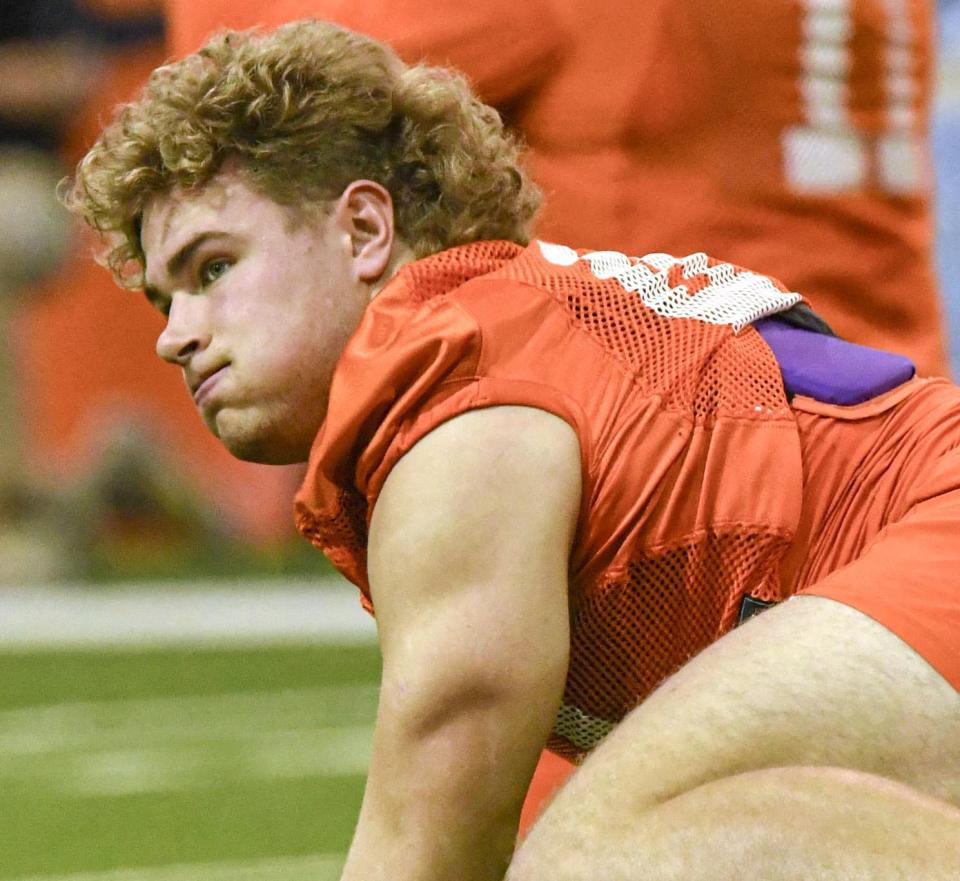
[6,853,344,881]
[0,685,380,754]
[0,684,378,755]
[0,578,376,649]
[0,686,378,794]
[24,726,375,796]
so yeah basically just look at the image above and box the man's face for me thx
[141,170,371,464]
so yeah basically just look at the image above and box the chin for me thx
[219,432,309,465]
[211,412,312,465]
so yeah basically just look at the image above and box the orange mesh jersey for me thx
[296,240,813,762]
[167,0,949,377]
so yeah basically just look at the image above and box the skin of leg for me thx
[508,765,960,881]
[508,596,960,876]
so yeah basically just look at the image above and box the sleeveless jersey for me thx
[295,240,813,762]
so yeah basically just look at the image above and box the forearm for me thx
[355,406,579,880]
[340,694,548,881]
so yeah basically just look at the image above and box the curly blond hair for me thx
[61,18,543,288]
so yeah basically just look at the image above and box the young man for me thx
[62,19,960,880]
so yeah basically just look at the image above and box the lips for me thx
[191,365,228,407]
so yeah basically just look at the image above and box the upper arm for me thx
[368,404,581,742]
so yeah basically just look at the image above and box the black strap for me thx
[774,303,837,337]
[737,595,778,625]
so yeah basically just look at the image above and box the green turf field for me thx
[0,585,381,881]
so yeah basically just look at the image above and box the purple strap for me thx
[754,318,916,406]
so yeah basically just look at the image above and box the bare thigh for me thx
[511,597,960,875]
[509,765,960,881]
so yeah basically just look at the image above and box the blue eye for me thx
[200,258,232,287]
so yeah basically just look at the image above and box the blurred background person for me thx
[160,0,957,828]
[10,0,324,582]
[0,0,106,579]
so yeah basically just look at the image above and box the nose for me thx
[155,293,212,365]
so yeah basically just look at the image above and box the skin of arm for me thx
[339,404,582,881]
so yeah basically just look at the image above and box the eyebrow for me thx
[143,231,229,304]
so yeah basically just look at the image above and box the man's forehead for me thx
[142,176,236,253]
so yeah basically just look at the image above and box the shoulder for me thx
[369,405,582,586]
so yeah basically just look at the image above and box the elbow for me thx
[381,666,564,755]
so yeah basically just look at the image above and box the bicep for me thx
[368,405,581,738]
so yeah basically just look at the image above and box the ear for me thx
[331,180,397,283]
